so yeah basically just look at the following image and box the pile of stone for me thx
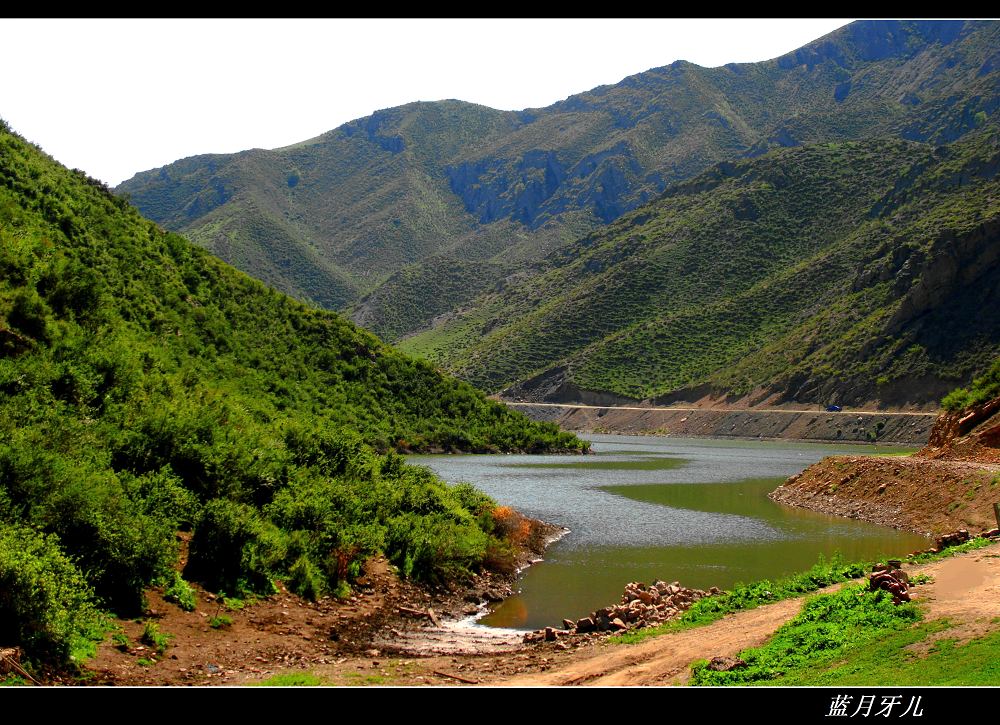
[912,527,999,559]
[936,529,972,550]
[523,580,721,644]
[869,560,910,605]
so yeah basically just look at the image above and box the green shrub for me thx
[185,499,286,595]
[39,470,177,614]
[0,523,105,663]
[208,615,233,629]
[287,554,324,600]
[140,621,172,654]
[122,468,201,532]
[163,571,197,612]
[942,357,1000,410]
[385,513,489,583]
[111,632,131,651]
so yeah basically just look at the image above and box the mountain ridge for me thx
[118,21,1000,336]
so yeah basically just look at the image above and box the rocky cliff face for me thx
[922,396,1000,463]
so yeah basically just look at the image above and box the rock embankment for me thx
[523,580,719,644]
[509,403,936,445]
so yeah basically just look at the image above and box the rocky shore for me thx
[523,579,719,645]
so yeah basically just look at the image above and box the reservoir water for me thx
[409,434,928,631]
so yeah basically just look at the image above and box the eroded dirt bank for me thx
[771,397,1000,535]
[510,402,936,445]
[77,517,562,686]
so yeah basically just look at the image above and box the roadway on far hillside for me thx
[504,401,937,416]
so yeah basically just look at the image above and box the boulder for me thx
[708,656,747,672]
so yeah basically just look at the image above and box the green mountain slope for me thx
[118,20,1000,343]
[400,126,1000,408]
[0,121,583,664]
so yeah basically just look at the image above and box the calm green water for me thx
[409,434,928,630]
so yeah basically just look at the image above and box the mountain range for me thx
[117,19,1000,407]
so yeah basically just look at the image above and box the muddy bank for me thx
[771,396,1000,536]
[508,403,936,445]
[770,456,1000,536]
[76,513,562,685]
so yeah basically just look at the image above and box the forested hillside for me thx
[0,121,583,665]
[403,128,1000,407]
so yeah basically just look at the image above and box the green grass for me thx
[784,621,1000,686]
[907,536,993,564]
[162,572,196,612]
[140,622,171,654]
[344,672,388,686]
[942,356,1000,410]
[111,632,131,651]
[252,672,328,687]
[690,584,922,685]
[208,615,233,629]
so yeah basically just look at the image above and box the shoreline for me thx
[509,402,936,446]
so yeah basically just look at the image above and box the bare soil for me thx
[770,396,1000,536]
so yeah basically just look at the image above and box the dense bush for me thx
[185,499,287,595]
[385,512,489,583]
[0,523,105,662]
[0,121,585,664]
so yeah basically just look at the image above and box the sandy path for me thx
[502,597,808,686]
[909,545,1000,645]
[499,541,1000,687]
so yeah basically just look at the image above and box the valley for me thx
[3,18,1000,691]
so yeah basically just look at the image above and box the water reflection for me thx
[409,434,927,630]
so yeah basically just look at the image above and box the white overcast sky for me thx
[0,19,852,186]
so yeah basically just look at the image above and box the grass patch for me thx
[907,536,993,565]
[766,619,1000,686]
[163,572,197,612]
[253,672,327,687]
[111,632,131,651]
[691,584,921,685]
[140,622,171,654]
[208,615,233,629]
